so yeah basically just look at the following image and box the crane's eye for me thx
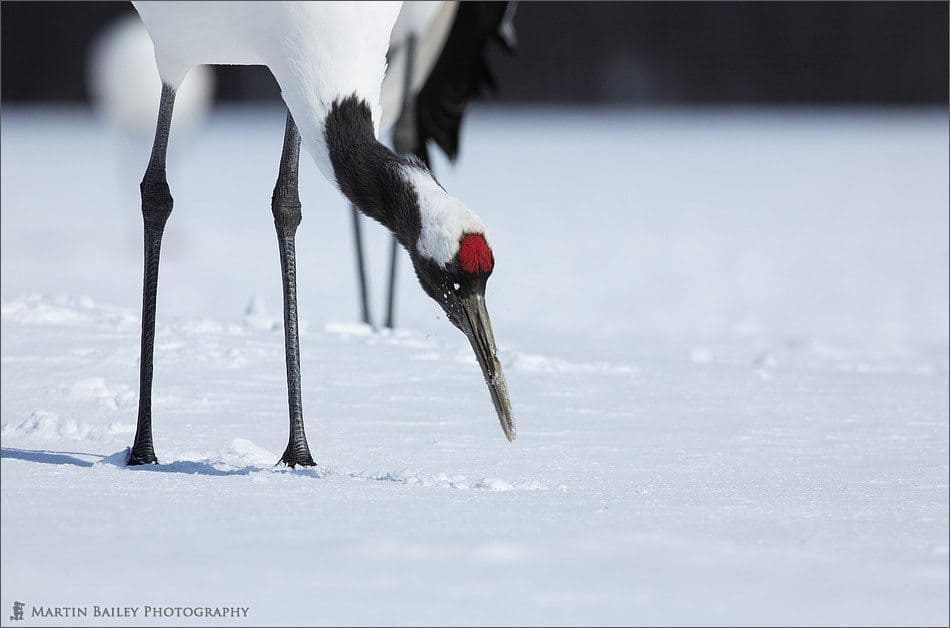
[458,233,494,275]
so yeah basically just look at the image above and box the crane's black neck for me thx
[325,96,423,250]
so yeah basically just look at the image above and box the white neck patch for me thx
[402,165,487,267]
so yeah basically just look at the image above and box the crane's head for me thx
[402,166,515,442]
[322,96,514,440]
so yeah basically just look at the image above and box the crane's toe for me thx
[126,446,158,466]
[279,444,316,468]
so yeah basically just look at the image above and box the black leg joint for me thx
[272,191,302,238]
[141,177,174,232]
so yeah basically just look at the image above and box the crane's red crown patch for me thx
[458,233,493,274]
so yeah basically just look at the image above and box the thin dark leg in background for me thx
[128,84,176,465]
[351,205,374,328]
[386,34,419,330]
[272,111,316,468]
[384,237,399,329]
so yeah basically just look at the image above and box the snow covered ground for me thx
[1,106,947,626]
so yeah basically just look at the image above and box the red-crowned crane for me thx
[129,1,515,468]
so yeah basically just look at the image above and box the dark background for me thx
[2,1,947,104]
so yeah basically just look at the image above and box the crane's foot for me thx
[127,444,158,466]
[279,442,316,468]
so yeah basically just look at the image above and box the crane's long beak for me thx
[459,292,516,442]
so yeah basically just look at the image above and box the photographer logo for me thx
[10,601,25,621]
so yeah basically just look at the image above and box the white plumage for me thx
[402,164,488,266]
[135,2,394,179]
[380,1,458,132]
[389,0,445,45]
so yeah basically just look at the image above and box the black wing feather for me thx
[412,2,517,166]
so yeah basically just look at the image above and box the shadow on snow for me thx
[0,447,321,478]
[0,447,98,468]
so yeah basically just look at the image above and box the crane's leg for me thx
[350,205,374,329]
[385,34,420,330]
[272,111,316,468]
[128,84,176,465]
[384,236,399,329]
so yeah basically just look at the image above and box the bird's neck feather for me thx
[324,96,486,267]
[325,96,421,247]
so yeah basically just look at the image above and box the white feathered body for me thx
[134,1,400,180]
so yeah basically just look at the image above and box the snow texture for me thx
[1,106,947,626]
